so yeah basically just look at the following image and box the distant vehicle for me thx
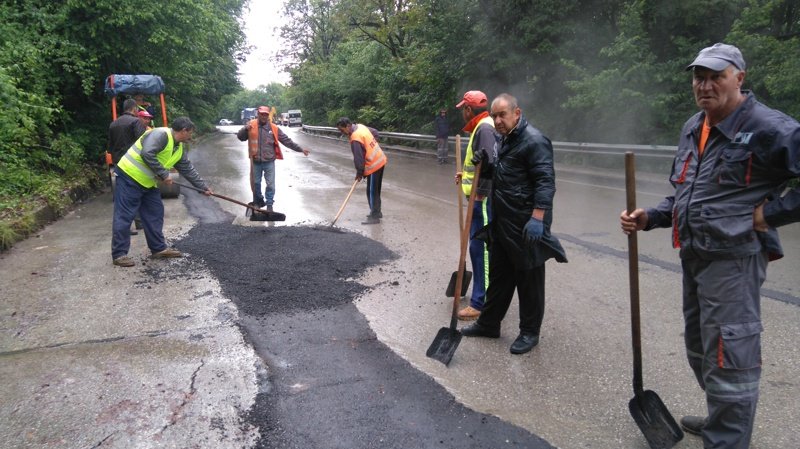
[280,113,289,126]
[240,107,257,123]
[218,118,233,125]
[288,109,302,127]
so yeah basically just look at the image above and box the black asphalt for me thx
[171,212,555,448]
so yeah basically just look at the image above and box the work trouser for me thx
[436,137,448,161]
[252,159,276,206]
[476,240,545,335]
[468,196,491,310]
[111,170,169,259]
[682,253,766,449]
[366,166,384,218]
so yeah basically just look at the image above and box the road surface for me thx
[1,125,798,448]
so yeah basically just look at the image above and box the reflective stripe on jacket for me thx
[117,128,182,188]
[248,119,283,160]
[351,124,386,176]
[462,116,495,196]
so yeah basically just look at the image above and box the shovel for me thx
[175,181,286,221]
[330,179,359,226]
[625,152,683,449]
[426,162,482,366]
[445,134,471,297]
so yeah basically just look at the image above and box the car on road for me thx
[218,118,233,125]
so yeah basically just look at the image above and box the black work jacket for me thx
[490,115,567,269]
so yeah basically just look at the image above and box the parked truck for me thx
[288,109,302,127]
[280,112,289,126]
[241,107,257,123]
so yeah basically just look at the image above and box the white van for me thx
[288,109,302,127]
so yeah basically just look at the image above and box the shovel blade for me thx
[249,211,286,221]
[425,327,462,366]
[445,270,472,297]
[629,390,684,449]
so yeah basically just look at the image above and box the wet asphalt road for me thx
[175,200,554,446]
[178,126,800,449]
[2,125,797,448]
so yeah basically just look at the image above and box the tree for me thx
[728,0,800,120]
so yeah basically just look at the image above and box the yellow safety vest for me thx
[462,116,495,196]
[117,128,183,188]
[350,124,387,176]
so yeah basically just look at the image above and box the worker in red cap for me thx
[454,90,496,321]
[237,106,310,211]
[137,109,153,130]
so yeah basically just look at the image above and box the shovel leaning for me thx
[445,134,471,297]
[426,161,482,366]
[625,152,683,449]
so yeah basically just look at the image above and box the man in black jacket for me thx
[108,98,147,235]
[461,93,567,355]
[108,98,147,165]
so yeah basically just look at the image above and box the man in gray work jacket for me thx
[621,43,800,449]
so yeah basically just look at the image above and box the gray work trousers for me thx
[682,253,767,449]
[436,137,448,161]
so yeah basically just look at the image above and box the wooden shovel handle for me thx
[331,179,359,226]
[455,135,464,232]
[625,152,644,394]
[175,181,269,215]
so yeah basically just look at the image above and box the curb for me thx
[0,178,105,252]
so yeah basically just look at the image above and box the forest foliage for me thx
[1,0,798,207]
[278,0,799,143]
[0,0,247,204]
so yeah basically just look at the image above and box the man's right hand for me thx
[620,208,648,234]
[471,148,487,166]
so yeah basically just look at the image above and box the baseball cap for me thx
[456,91,488,109]
[686,43,746,71]
[257,106,270,114]
[137,110,153,118]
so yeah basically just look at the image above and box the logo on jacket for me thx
[732,132,753,145]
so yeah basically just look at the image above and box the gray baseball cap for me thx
[686,43,746,71]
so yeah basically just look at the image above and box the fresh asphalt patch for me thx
[175,223,554,449]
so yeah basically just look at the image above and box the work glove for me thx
[471,148,487,166]
[523,217,544,247]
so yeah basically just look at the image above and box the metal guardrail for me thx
[302,124,677,173]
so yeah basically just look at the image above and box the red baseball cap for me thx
[455,90,488,109]
[257,106,270,114]
[137,110,153,118]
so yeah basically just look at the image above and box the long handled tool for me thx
[426,162,482,366]
[445,135,471,297]
[625,152,683,449]
[331,179,359,226]
[175,181,286,221]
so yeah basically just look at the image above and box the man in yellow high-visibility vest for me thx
[111,117,212,267]
[454,90,496,321]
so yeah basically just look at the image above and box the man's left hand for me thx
[523,217,544,246]
[302,148,310,156]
